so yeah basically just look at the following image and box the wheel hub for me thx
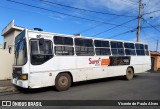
[58,76,68,87]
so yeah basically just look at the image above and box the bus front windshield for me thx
[14,39,27,66]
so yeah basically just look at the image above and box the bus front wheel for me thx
[55,73,71,91]
[125,67,134,80]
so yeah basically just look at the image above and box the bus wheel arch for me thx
[55,71,73,91]
[125,66,134,80]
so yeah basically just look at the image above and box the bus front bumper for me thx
[12,78,28,88]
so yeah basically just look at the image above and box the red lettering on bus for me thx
[89,58,101,64]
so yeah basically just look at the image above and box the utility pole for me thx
[137,0,142,42]
[156,40,158,52]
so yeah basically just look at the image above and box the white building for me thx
[0,20,23,80]
[2,20,24,49]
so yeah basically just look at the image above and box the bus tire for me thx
[125,67,134,80]
[55,73,71,91]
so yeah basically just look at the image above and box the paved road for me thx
[0,72,160,109]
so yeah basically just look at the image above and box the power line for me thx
[76,4,139,34]
[77,22,105,34]
[77,13,136,34]
[38,0,136,17]
[92,18,137,37]
[6,0,134,27]
[142,25,160,28]
[143,9,160,16]
[107,28,137,39]
[142,18,160,33]
[0,1,109,24]
[0,5,67,21]
[142,0,150,13]
[37,0,110,22]
[142,0,160,17]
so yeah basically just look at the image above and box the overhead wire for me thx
[77,15,137,34]
[142,25,160,28]
[35,0,115,22]
[5,0,139,39]
[143,9,160,16]
[6,0,135,27]
[142,0,150,13]
[76,4,139,34]
[142,18,160,33]
[107,28,137,39]
[38,0,136,17]
[142,0,160,16]
[92,18,137,37]
[0,5,67,21]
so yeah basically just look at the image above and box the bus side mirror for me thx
[39,38,44,45]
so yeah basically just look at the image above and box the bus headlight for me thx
[21,74,28,80]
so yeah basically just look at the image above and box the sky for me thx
[0,0,160,51]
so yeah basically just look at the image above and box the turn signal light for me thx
[21,74,28,80]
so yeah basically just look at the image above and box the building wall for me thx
[0,49,14,80]
[3,31,15,49]
[3,30,21,49]
[156,56,160,70]
[0,30,21,80]
[151,55,160,71]
[0,44,2,49]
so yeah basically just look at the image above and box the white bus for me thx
[12,29,151,91]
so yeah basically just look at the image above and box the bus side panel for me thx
[81,56,128,80]
[29,56,87,88]
[143,56,151,72]
[130,56,141,73]
[29,72,55,88]
[130,56,151,73]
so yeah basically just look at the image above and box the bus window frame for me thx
[30,38,54,65]
[75,38,95,56]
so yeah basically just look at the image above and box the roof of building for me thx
[150,51,160,56]
[1,20,24,36]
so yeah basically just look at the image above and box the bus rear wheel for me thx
[125,67,134,80]
[55,73,71,91]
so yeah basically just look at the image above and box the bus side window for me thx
[111,41,124,56]
[135,44,145,56]
[54,36,73,45]
[30,39,53,65]
[54,36,74,56]
[124,43,136,55]
[94,40,110,56]
[94,40,110,47]
[31,40,39,54]
[54,46,74,56]
[75,38,94,56]
[144,44,149,55]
